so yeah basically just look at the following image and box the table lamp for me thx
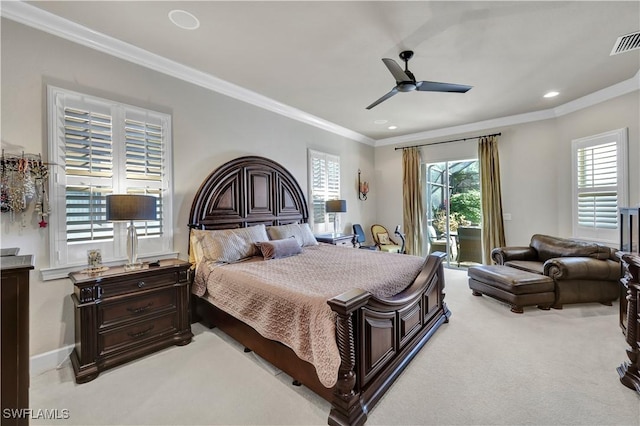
[106,194,157,270]
[325,199,346,235]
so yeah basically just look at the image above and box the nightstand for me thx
[315,233,355,247]
[69,259,193,383]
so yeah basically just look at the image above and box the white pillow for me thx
[266,223,318,247]
[189,224,269,264]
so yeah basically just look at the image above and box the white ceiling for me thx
[14,1,640,143]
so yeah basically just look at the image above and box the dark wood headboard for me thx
[188,156,309,230]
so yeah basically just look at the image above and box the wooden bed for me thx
[188,155,450,426]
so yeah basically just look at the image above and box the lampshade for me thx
[106,195,157,221]
[325,199,347,213]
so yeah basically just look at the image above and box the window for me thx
[572,128,628,244]
[308,149,340,233]
[45,86,173,278]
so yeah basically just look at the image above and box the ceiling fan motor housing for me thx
[398,82,417,92]
[399,50,414,61]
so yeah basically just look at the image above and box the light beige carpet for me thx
[30,268,640,425]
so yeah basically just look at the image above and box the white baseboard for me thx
[30,345,74,376]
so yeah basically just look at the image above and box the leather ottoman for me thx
[468,265,555,313]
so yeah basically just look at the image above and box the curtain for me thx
[478,135,506,264]
[402,147,424,256]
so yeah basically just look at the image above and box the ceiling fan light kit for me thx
[366,50,472,110]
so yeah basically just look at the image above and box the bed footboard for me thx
[327,252,450,426]
[192,252,449,426]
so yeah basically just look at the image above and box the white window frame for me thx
[307,149,340,234]
[571,128,628,245]
[42,86,175,280]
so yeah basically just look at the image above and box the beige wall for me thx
[555,92,640,237]
[0,20,375,356]
[375,91,639,247]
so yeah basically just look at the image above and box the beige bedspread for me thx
[193,244,426,388]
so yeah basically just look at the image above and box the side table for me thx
[315,233,355,247]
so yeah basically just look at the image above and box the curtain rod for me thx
[394,132,502,151]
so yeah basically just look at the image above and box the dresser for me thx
[315,233,355,247]
[69,259,193,383]
[1,254,33,426]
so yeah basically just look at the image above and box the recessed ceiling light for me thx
[169,10,200,30]
[374,119,388,125]
[543,91,559,98]
[388,125,398,130]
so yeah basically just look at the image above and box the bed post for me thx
[327,289,371,426]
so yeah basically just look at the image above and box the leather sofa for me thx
[491,234,620,308]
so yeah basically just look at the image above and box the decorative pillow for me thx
[267,223,318,247]
[189,224,269,264]
[377,232,390,245]
[255,237,302,260]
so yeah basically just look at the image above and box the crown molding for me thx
[2,1,636,149]
[552,70,639,117]
[0,1,375,146]
[375,109,555,147]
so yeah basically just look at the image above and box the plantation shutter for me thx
[311,155,327,225]
[124,115,163,237]
[308,150,340,232]
[576,142,618,229]
[327,157,340,200]
[63,106,114,243]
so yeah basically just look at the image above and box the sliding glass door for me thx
[425,159,482,267]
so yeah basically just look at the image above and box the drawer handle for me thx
[127,325,154,339]
[126,302,154,314]
[137,281,145,288]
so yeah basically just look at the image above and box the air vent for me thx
[611,31,640,55]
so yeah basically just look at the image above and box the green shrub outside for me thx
[450,190,481,225]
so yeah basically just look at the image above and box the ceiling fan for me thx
[366,50,472,110]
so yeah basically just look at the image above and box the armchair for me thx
[428,225,457,260]
[491,234,620,308]
[371,224,402,253]
[457,226,482,266]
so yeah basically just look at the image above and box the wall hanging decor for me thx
[358,169,369,200]
[0,151,51,227]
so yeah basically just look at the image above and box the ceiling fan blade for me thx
[382,58,411,82]
[416,81,472,93]
[366,87,398,110]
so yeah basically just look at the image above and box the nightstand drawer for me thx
[98,288,176,328]
[99,313,178,356]
[335,239,353,247]
[100,271,180,298]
